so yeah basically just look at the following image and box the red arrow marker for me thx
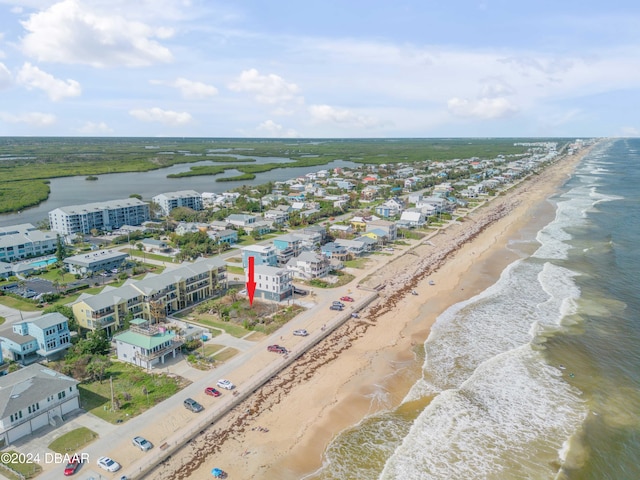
[246,256,256,306]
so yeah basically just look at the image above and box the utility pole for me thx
[110,376,115,412]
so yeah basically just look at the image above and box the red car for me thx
[340,296,354,302]
[205,387,221,397]
[267,344,288,354]
[64,459,80,476]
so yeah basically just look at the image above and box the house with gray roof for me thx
[0,364,80,445]
[0,312,71,365]
[63,248,129,275]
[0,223,58,262]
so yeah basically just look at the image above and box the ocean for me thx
[305,138,640,480]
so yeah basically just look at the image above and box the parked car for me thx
[267,344,288,354]
[340,296,354,302]
[64,458,80,476]
[217,379,235,390]
[332,301,345,307]
[330,304,344,311]
[205,387,221,397]
[183,398,204,412]
[132,436,153,451]
[97,456,121,472]
[293,329,309,336]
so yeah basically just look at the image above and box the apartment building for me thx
[48,198,150,235]
[0,223,57,262]
[152,190,203,216]
[71,257,226,335]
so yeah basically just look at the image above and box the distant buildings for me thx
[152,190,203,216]
[0,223,58,262]
[48,198,150,235]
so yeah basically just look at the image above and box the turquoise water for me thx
[27,257,57,268]
[307,138,640,479]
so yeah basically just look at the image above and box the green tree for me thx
[86,355,111,383]
[55,235,67,263]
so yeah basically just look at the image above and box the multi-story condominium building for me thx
[0,223,58,262]
[0,364,79,445]
[71,257,226,335]
[0,312,72,365]
[152,190,203,216]
[63,249,129,275]
[48,198,150,235]
[250,265,293,302]
[241,244,277,268]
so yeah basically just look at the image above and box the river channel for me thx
[1,156,358,227]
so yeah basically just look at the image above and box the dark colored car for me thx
[330,304,344,311]
[183,398,204,412]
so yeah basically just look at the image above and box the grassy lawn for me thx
[226,265,244,275]
[0,316,4,325]
[202,344,224,356]
[184,314,252,338]
[212,347,239,362]
[0,450,42,479]
[127,249,174,263]
[78,362,185,424]
[227,256,243,263]
[309,272,356,288]
[344,258,369,269]
[37,268,77,283]
[0,295,40,311]
[48,427,98,454]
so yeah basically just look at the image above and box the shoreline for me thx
[148,148,592,480]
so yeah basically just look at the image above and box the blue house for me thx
[240,245,277,268]
[0,313,71,364]
[273,234,302,256]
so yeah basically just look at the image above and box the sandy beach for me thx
[148,148,592,480]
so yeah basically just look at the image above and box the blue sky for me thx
[0,0,639,138]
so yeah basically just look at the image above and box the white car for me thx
[217,379,235,390]
[293,329,309,336]
[97,456,121,472]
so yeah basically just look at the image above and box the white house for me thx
[0,364,80,445]
[249,265,293,302]
[399,210,426,227]
[286,251,330,280]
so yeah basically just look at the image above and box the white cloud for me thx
[256,119,298,138]
[229,68,301,104]
[77,121,113,134]
[308,104,383,128]
[447,97,519,119]
[20,0,173,67]
[0,63,11,89]
[0,111,56,126]
[129,107,193,125]
[157,77,219,99]
[16,62,81,101]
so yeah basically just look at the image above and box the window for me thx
[58,391,66,400]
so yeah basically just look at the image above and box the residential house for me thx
[263,209,289,225]
[152,190,203,217]
[0,262,12,279]
[398,210,426,228]
[273,234,303,266]
[209,220,233,231]
[140,239,171,254]
[175,222,208,236]
[244,221,272,236]
[226,214,257,229]
[334,238,366,256]
[286,251,331,280]
[0,364,80,445]
[249,265,293,302]
[48,198,150,235]
[375,198,405,218]
[212,229,238,245]
[63,249,128,276]
[241,245,277,268]
[354,235,379,252]
[329,224,354,237]
[0,330,38,365]
[113,319,183,369]
[366,219,397,241]
[4,313,72,363]
[320,242,349,262]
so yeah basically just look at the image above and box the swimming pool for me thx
[28,257,57,268]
